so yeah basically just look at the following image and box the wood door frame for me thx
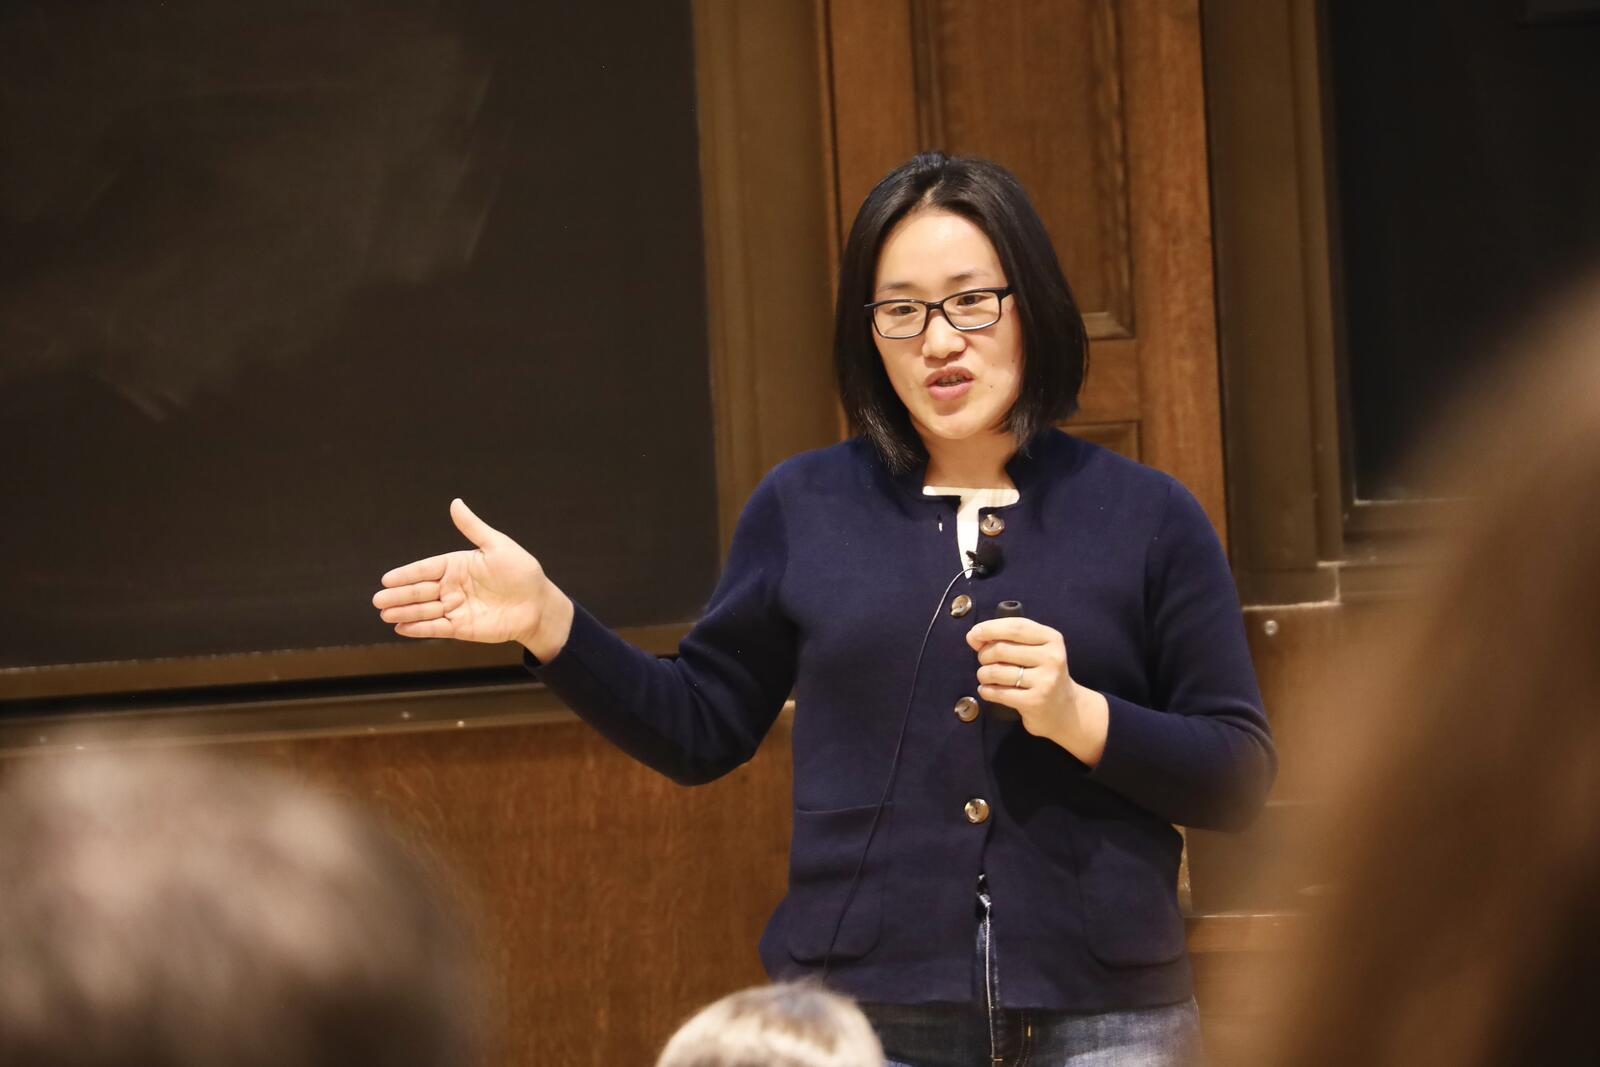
[1203,0,1343,606]
[1203,0,1448,607]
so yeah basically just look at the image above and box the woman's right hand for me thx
[372,498,574,661]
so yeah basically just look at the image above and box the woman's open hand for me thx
[966,616,1109,767]
[372,499,573,660]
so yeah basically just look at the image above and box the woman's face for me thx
[871,209,1023,451]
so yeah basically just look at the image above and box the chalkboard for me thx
[1326,0,1600,499]
[0,1,720,673]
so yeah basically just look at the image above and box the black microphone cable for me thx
[819,540,1003,978]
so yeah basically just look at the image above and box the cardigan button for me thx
[980,513,1005,536]
[964,798,991,824]
[953,696,980,722]
[950,594,973,618]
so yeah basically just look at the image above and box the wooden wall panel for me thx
[1074,336,1141,424]
[201,717,792,1066]
[1186,914,1298,1067]
[920,0,1134,338]
[826,0,1227,534]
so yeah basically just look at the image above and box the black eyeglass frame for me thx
[863,285,1015,339]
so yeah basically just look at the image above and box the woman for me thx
[373,153,1274,1065]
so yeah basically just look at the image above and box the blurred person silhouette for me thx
[0,748,481,1067]
[1250,290,1600,1066]
[656,981,885,1067]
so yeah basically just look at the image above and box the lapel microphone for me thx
[966,539,1004,578]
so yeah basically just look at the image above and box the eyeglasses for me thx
[865,286,1014,339]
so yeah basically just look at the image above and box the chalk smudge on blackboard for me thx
[0,2,506,420]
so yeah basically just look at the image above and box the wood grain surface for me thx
[258,715,796,1066]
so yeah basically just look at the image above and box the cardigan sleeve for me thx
[523,475,798,786]
[1087,479,1277,831]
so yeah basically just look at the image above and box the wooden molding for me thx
[1120,0,1227,535]
[693,1,840,555]
[1064,419,1140,460]
[0,623,692,704]
[0,679,572,753]
[1074,336,1141,424]
[1205,0,1457,607]
[908,0,946,151]
[1085,0,1136,339]
[908,0,1136,339]
[1204,0,1338,590]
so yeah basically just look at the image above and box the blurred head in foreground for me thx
[655,981,884,1067]
[0,748,478,1067]
[1258,290,1600,1065]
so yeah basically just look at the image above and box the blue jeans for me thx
[860,879,1204,1067]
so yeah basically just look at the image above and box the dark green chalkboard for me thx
[0,0,719,673]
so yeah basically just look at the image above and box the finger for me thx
[395,618,455,639]
[381,600,448,624]
[966,617,1052,650]
[976,663,1049,689]
[450,497,501,550]
[372,581,442,610]
[976,640,1051,667]
[977,684,1028,709]
[381,588,465,623]
[382,555,450,588]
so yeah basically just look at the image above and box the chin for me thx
[916,412,1001,443]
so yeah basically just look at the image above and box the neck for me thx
[922,431,1018,489]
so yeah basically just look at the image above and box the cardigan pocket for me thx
[1066,814,1187,968]
[782,803,891,963]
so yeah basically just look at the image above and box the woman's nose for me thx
[921,312,967,358]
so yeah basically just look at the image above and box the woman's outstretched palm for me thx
[373,499,551,646]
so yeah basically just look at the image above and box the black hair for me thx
[833,151,1089,473]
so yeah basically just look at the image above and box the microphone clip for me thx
[966,541,1004,578]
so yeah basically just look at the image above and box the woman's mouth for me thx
[926,369,974,401]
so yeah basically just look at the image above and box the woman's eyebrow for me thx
[874,268,991,296]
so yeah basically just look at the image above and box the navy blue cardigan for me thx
[526,429,1275,1011]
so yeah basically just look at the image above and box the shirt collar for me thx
[877,428,1065,502]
